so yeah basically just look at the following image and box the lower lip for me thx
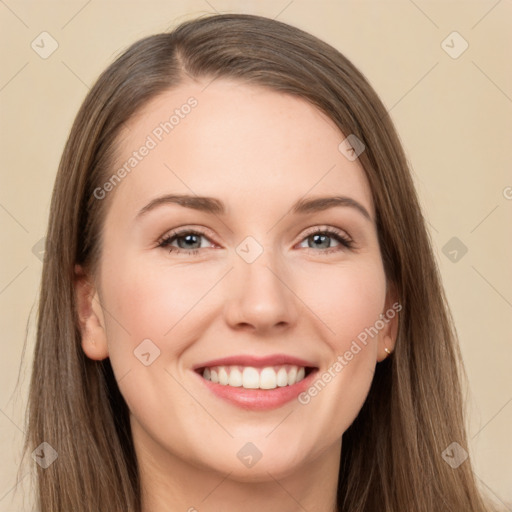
[194,369,318,410]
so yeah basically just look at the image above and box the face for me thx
[75,78,397,482]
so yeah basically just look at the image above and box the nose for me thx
[223,247,300,334]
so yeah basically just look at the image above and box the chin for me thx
[190,438,314,483]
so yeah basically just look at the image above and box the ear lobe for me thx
[377,283,401,362]
[74,264,109,361]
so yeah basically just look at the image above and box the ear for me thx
[74,264,109,361]
[376,281,400,362]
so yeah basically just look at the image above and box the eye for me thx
[157,229,215,256]
[157,226,353,257]
[297,227,353,255]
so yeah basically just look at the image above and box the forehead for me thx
[109,78,374,221]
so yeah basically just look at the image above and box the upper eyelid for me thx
[301,225,351,239]
[158,225,217,243]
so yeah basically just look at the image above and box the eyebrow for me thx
[136,194,372,222]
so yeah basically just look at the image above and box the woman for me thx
[19,12,499,512]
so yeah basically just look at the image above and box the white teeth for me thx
[260,367,277,389]
[228,368,243,387]
[242,367,260,389]
[218,367,229,385]
[276,367,288,387]
[287,366,297,386]
[201,364,309,389]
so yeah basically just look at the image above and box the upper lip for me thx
[193,354,318,371]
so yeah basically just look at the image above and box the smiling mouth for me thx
[195,364,316,390]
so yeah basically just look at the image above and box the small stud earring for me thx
[384,347,392,355]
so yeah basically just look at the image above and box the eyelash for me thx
[157,226,354,256]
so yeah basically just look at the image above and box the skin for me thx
[75,78,398,512]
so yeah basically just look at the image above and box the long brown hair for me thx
[18,12,499,511]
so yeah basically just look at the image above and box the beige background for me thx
[1,1,511,510]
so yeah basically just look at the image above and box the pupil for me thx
[180,234,199,249]
[312,234,329,248]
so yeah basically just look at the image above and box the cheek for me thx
[100,255,219,353]
[303,258,387,349]
[97,256,216,445]
[292,259,386,437]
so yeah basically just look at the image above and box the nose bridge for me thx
[224,235,298,330]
